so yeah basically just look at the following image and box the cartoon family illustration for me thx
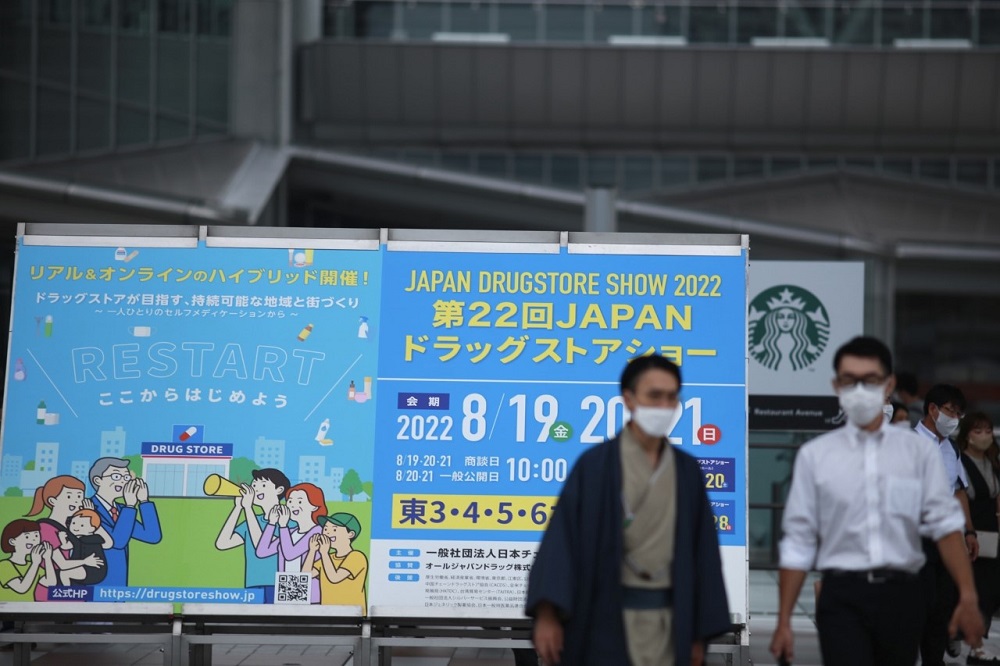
[0,457,161,600]
[215,470,368,610]
[0,458,367,609]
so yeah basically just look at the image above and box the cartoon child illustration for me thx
[88,457,162,587]
[0,519,56,601]
[26,475,103,600]
[307,513,368,613]
[256,482,326,604]
[57,508,112,586]
[215,468,290,604]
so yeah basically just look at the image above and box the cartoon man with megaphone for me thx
[88,456,162,588]
[214,468,290,604]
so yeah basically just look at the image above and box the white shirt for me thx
[94,494,118,516]
[915,420,968,493]
[283,530,307,573]
[780,422,964,573]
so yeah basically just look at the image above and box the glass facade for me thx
[362,148,1000,195]
[324,0,1000,47]
[0,0,231,163]
[145,459,228,497]
[3,0,998,573]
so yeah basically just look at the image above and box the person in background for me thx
[890,400,911,426]
[895,371,925,428]
[915,384,978,666]
[771,336,982,665]
[957,412,1000,665]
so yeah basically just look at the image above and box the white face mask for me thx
[630,406,677,439]
[882,404,894,425]
[934,410,960,439]
[838,383,887,428]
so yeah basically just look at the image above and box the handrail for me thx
[749,438,801,569]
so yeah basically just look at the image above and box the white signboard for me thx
[749,261,865,396]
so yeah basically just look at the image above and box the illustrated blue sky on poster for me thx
[0,239,381,602]
[4,242,380,493]
[369,246,747,612]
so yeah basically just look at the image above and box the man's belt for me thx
[822,568,918,584]
[621,586,673,609]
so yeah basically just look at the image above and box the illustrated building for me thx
[20,442,60,494]
[297,456,349,498]
[254,436,286,471]
[71,460,89,482]
[298,455,325,486]
[1,454,23,492]
[141,441,233,498]
[100,426,127,458]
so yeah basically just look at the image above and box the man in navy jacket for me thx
[526,355,730,665]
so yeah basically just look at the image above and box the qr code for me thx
[275,572,312,604]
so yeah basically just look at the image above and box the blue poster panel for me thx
[0,232,747,617]
[369,247,747,611]
[0,240,379,607]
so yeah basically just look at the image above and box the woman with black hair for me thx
[959,412,1000,665]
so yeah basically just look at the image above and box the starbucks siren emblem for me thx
[748,285,830,371]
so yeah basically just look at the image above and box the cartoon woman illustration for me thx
[0,519,56,601]
[750,305,821,371]
[25,476,104,599]
[256,482,327,604]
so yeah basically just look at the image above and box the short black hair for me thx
[251,468,291,500]
[620,355,682,394]
[890,400,908,420]
[895,371,920,396]
[832,336,893,376]
[923,384,966,416]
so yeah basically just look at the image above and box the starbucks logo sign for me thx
[748,285,830,371]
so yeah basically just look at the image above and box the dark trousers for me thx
[817,574,925,666]
[512,648,539,666]
[920,542,957,666]
[974,556,1000,636]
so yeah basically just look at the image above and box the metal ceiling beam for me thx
[0,170,245,225]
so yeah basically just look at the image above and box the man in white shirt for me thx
[915,384,978,666]
[770,336,983,666]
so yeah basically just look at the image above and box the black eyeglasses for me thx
[834,374,887,389]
